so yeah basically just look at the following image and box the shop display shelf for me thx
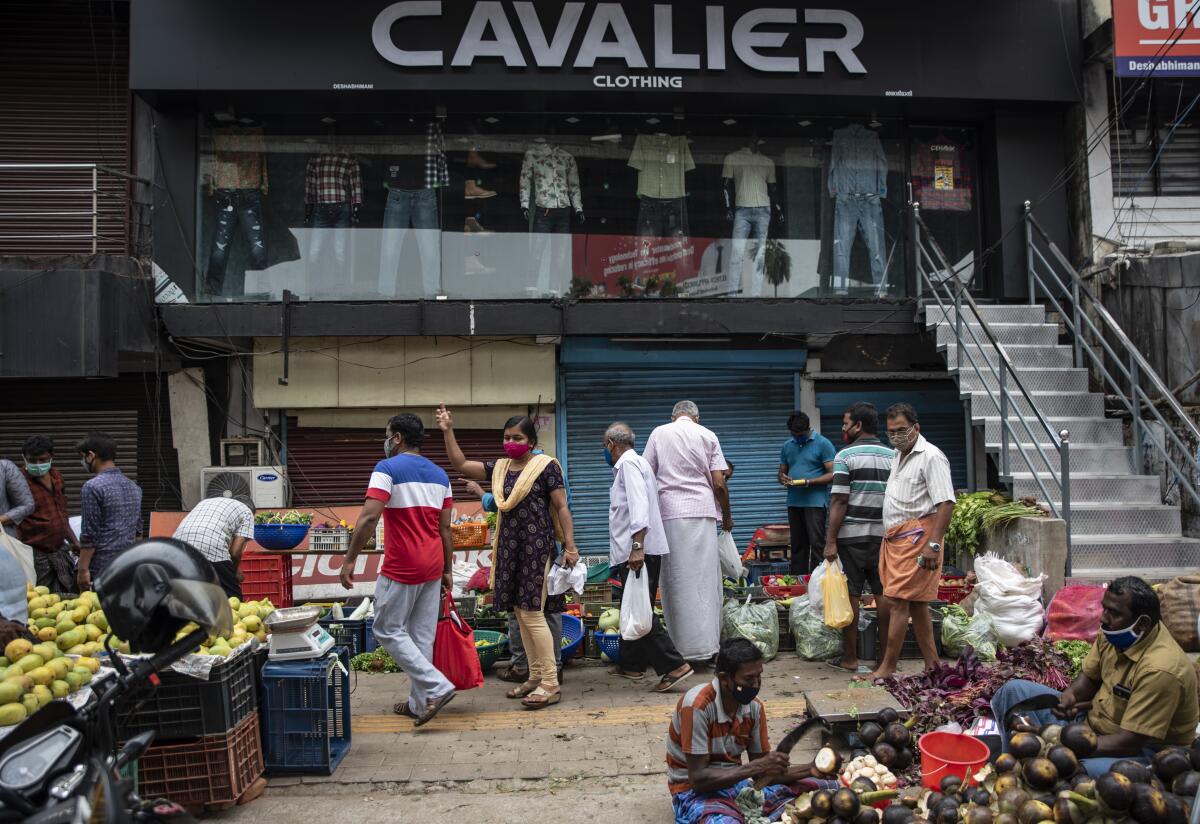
[260,646,352,775]
[137,710,264,808]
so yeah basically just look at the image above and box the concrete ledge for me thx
[974,516,1068,602]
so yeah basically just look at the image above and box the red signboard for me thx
[1114,0,1200,76]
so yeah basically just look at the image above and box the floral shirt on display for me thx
[519,143,583,211]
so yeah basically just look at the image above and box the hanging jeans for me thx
[727,207,770,297]
[307,202,352,292]
[636,196,688,238]
[831,194,886,293]
[529,207,571,295]
[206,188,268,298]
[379,188,441,298]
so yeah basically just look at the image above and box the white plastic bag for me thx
[619,566,653,641]
[547,560,587,596]
[0,532,34,585]
[972,553,1046,646]
[808,560,828,617]
[718,530,745,580]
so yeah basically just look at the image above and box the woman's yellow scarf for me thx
[490,453,564,550]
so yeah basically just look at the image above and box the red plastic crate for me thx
[938,575,973,605]
[137,710,264,808]
[240,552,293,607]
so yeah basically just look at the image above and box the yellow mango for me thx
[4,639,32,662]
[50,680,70,699]
[27,667,53,687]
[74,657,100,674]
[70,607,88,624]
[70,667,92,686]
[242,615,262,632]
[20,694,38,716]
[15,654,44,673]
[87,612,108,632]
[64,671,83,690]
[26,596,47,611]
[55,618,75,633]
[33,585,49,596]
[29,608,47,620]
[34,618,55,630]
[36,627,57,643]
[31,685,51,708]
[44,594,59,606]
[83,625,103,642]
[0,702,27,726]
[0,681,24,705]
[4,674,32,693]
[32,643,58,662]
[66,645,86,655]
[46,658,70,680]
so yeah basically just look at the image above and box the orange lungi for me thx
[879,516,942,602]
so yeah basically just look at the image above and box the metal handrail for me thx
[913,203,1073,571]
[0,163,152,255]
[1024,203,1200,512]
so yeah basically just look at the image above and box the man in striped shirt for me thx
[340,412,456,727]
[824,402,895,674]
[666,639,821,823]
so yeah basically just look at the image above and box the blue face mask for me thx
[604,448,615,467]
[791,432,809,445]
[1100,617,1146,651]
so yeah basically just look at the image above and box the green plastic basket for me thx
[473,630,508,671]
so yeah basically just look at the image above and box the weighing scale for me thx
[264,606,334,660]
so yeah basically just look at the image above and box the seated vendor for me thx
[666,638,833,824]
[991,576,1198,776]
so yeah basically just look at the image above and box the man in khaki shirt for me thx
[991,576,1198,775]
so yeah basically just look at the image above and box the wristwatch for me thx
[631,541,643,551]
[928,542,942,552]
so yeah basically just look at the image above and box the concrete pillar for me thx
[801,356,822,433]
[168,368,212,509]
[1083,61,1120,250]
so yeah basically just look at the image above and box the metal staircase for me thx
[913,204,1200,583]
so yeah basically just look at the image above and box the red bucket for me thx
[917,732,990,791]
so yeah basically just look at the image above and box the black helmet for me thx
[95,539,233,653]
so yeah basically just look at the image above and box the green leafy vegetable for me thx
[254,510,314,525]
[1054,639,1091,678]
[350,649,401,673]
[940,604,999,661]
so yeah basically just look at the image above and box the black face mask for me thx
[731,684,760,705]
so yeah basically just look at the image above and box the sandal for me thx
[521,686,562,710]
[414,691,455,728]
[393,702,418,718]
[653,666,694,693]
[608,667,646,680]
[498,666,530,684]
[506,681,538,699]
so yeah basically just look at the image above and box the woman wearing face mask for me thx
[437,404,579,709]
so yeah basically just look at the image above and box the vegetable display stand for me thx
[116,646,262,742]
[240,551,294,608]
[937,575,973,605]
[858,607,945,660]
[317,618,367,657]
[137,710,265,811]
[745,561,790,584]
[260,646,352,775]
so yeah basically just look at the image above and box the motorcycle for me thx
[0,629,209,823]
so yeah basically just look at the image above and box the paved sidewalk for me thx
[212,656,922,822]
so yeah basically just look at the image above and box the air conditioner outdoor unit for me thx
[220,437,269,467]
[199,466,289,509]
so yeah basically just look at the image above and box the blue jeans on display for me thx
[990,680,1156,777]
[206,188,268,297]
[379,188,441,297]
[636,196,689,237]
[529,207,572,294]
[728,207,770,297]
[307,202,352,284]
[832,194,886,293]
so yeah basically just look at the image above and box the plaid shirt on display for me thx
[425,120,450,189]
[304,152,363,205]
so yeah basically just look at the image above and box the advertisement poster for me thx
[571,233,741,297]
[1114,0,1200,76]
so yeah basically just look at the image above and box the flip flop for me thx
[521,686,562,710]
[826,661,873,675]
[414,691,455,728]
[653,666,694,693]
[506,681,538,699]
[608,667,646,680]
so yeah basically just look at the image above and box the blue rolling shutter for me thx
[815,383,968,489]
[562,363,803,557]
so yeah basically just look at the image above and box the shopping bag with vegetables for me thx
[721,595,779,661]
[821,561,854,629]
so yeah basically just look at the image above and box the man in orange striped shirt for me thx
[666,639,826,823]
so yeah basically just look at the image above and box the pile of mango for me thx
[0,635,100,726]
[173,597,275,657]
[26,587,121,657]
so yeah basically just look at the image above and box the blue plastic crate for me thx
[317,617,367,657]
[745,561,790,584]
[260,646,351,775]
[365,617,378,652]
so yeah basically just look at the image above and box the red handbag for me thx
[433,591,483,691]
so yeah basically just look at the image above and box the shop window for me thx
[194,112,978,303]
[1111,76,1200,198]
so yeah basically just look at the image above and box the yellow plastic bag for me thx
[823,561,854,629]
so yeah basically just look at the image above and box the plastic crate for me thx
[240,552,294,608]
[746,561,791,584]
[317,617,367,657]
[365,617,378,652]
[578,581,615,604]
[260,646,352,775]
[137,710,264,808]
[857,607,946,660]
[308,528,350,554]
[451,522,488,548]
[938,575,974,605]
[453,595,477,620]
[116,647,262,742]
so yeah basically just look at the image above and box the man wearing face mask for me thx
[666,638,829,823]
[76,432,142,592]
[991,577,1198,775]
[777,411,836,576]
[17,435,78,594]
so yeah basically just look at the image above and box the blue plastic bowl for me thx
[593,630,621,664]
[561,613,585,660]
[253,523,310,550]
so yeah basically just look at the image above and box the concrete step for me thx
[935,322,1060,347]
[925,304,1048,326]
[968,391,1104,419]
[941,343,1075,369]
[1010,472,1163,505]
[1067,535,1200,572]
[981,417,1123,446]
[957,367,1089,394]
[1069,568,1194,585]
[1000,444,1132,474]
[1066,503,1182,536]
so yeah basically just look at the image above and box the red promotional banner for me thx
[1114,0,1200,75]
[571,233,734,297]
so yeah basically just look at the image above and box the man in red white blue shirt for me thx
[340,412,455,727]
